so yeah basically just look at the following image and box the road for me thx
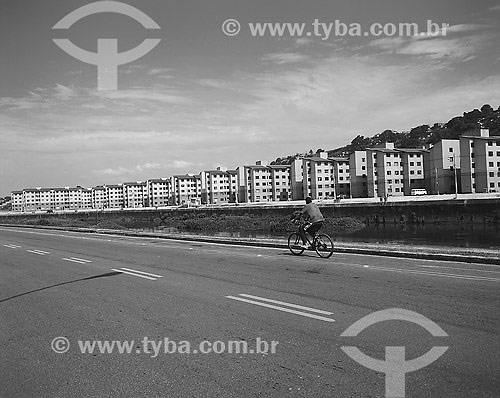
[0,226,499,398]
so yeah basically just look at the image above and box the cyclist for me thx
[293,196,324,249]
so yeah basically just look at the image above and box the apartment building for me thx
[302,152,336,199]
[107,185,124,209]
[81,188,93,209]
[398,149,427,195]
[424,140,461,194]
[331,157,350,198]
[237,162,273,203]
[460,129,500,193]
[171,174,201,205]
[123,182,148,208]
[366,143,427,197]
[200,168,238,205]
[268,165,291,201]
[289,159,304,200]
[11,191,23,212]
[12,187,92,211]
[148,178,172,208]
[349,151,368,198]
[92,186,108,209]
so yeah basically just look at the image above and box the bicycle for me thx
[287,219,334,258]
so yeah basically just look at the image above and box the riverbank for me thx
[1,224,499,265]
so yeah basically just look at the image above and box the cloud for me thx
[370,34,487,61]
[147,68,174,76]
[168,160,200,169]
[262,52,311,64]
[490,5,500,11]
[446,24,490,34]
[396,37,482,60]
[96,162,163,176]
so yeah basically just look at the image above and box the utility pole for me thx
[435,167,439,195]
[453,153,458,199]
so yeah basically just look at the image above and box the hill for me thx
[270,104,500,164]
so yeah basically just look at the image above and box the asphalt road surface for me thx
[1,226,499,398]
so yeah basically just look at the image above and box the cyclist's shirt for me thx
[300,203,324,223]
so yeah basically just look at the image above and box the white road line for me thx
[69,257,92,263]
[62,257,91,264]
[225,295,335,322]
[3,244,21,248]
[119,267,163,279]
[111,268,158,281]
[238,294,334,315]
[26,249,50,255]
[32,249,50,254]
[364,264,500,282]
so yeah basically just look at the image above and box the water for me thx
[336,223,500,249]
[147,223,500,250]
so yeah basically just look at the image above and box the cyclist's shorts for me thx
[305,221,323,236]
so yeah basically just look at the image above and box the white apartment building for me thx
[366,143,427,197]
[81,188,92,209]
[92,186,108,209]
[290,158,304,200]
[11,191,23,212]
[424,140,461,194]
[123,182,148,208]
[236,162,273,203]
[349,151,368,198]
[460,129,500,193]
[302,152,336,199]
[148,178,172,208]
[171,174,201,205]
[200,168,238,205]
[13,187,92,211]
[107,185,124,209]
[331,157,350,198]
[399,149,426,195]
[268,165,292,201]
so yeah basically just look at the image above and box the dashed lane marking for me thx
[111,267,163,281]
[226,293,335,322]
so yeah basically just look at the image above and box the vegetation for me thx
[271,104,500,163]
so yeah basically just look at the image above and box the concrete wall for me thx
[2,198,499,227]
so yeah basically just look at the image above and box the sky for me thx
[1,0,499,196]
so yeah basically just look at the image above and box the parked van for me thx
[410,189,427,196]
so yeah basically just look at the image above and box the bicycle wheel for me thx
[314,234,334,258]
[288,233,304,255]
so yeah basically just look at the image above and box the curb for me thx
[1,224,499,265]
